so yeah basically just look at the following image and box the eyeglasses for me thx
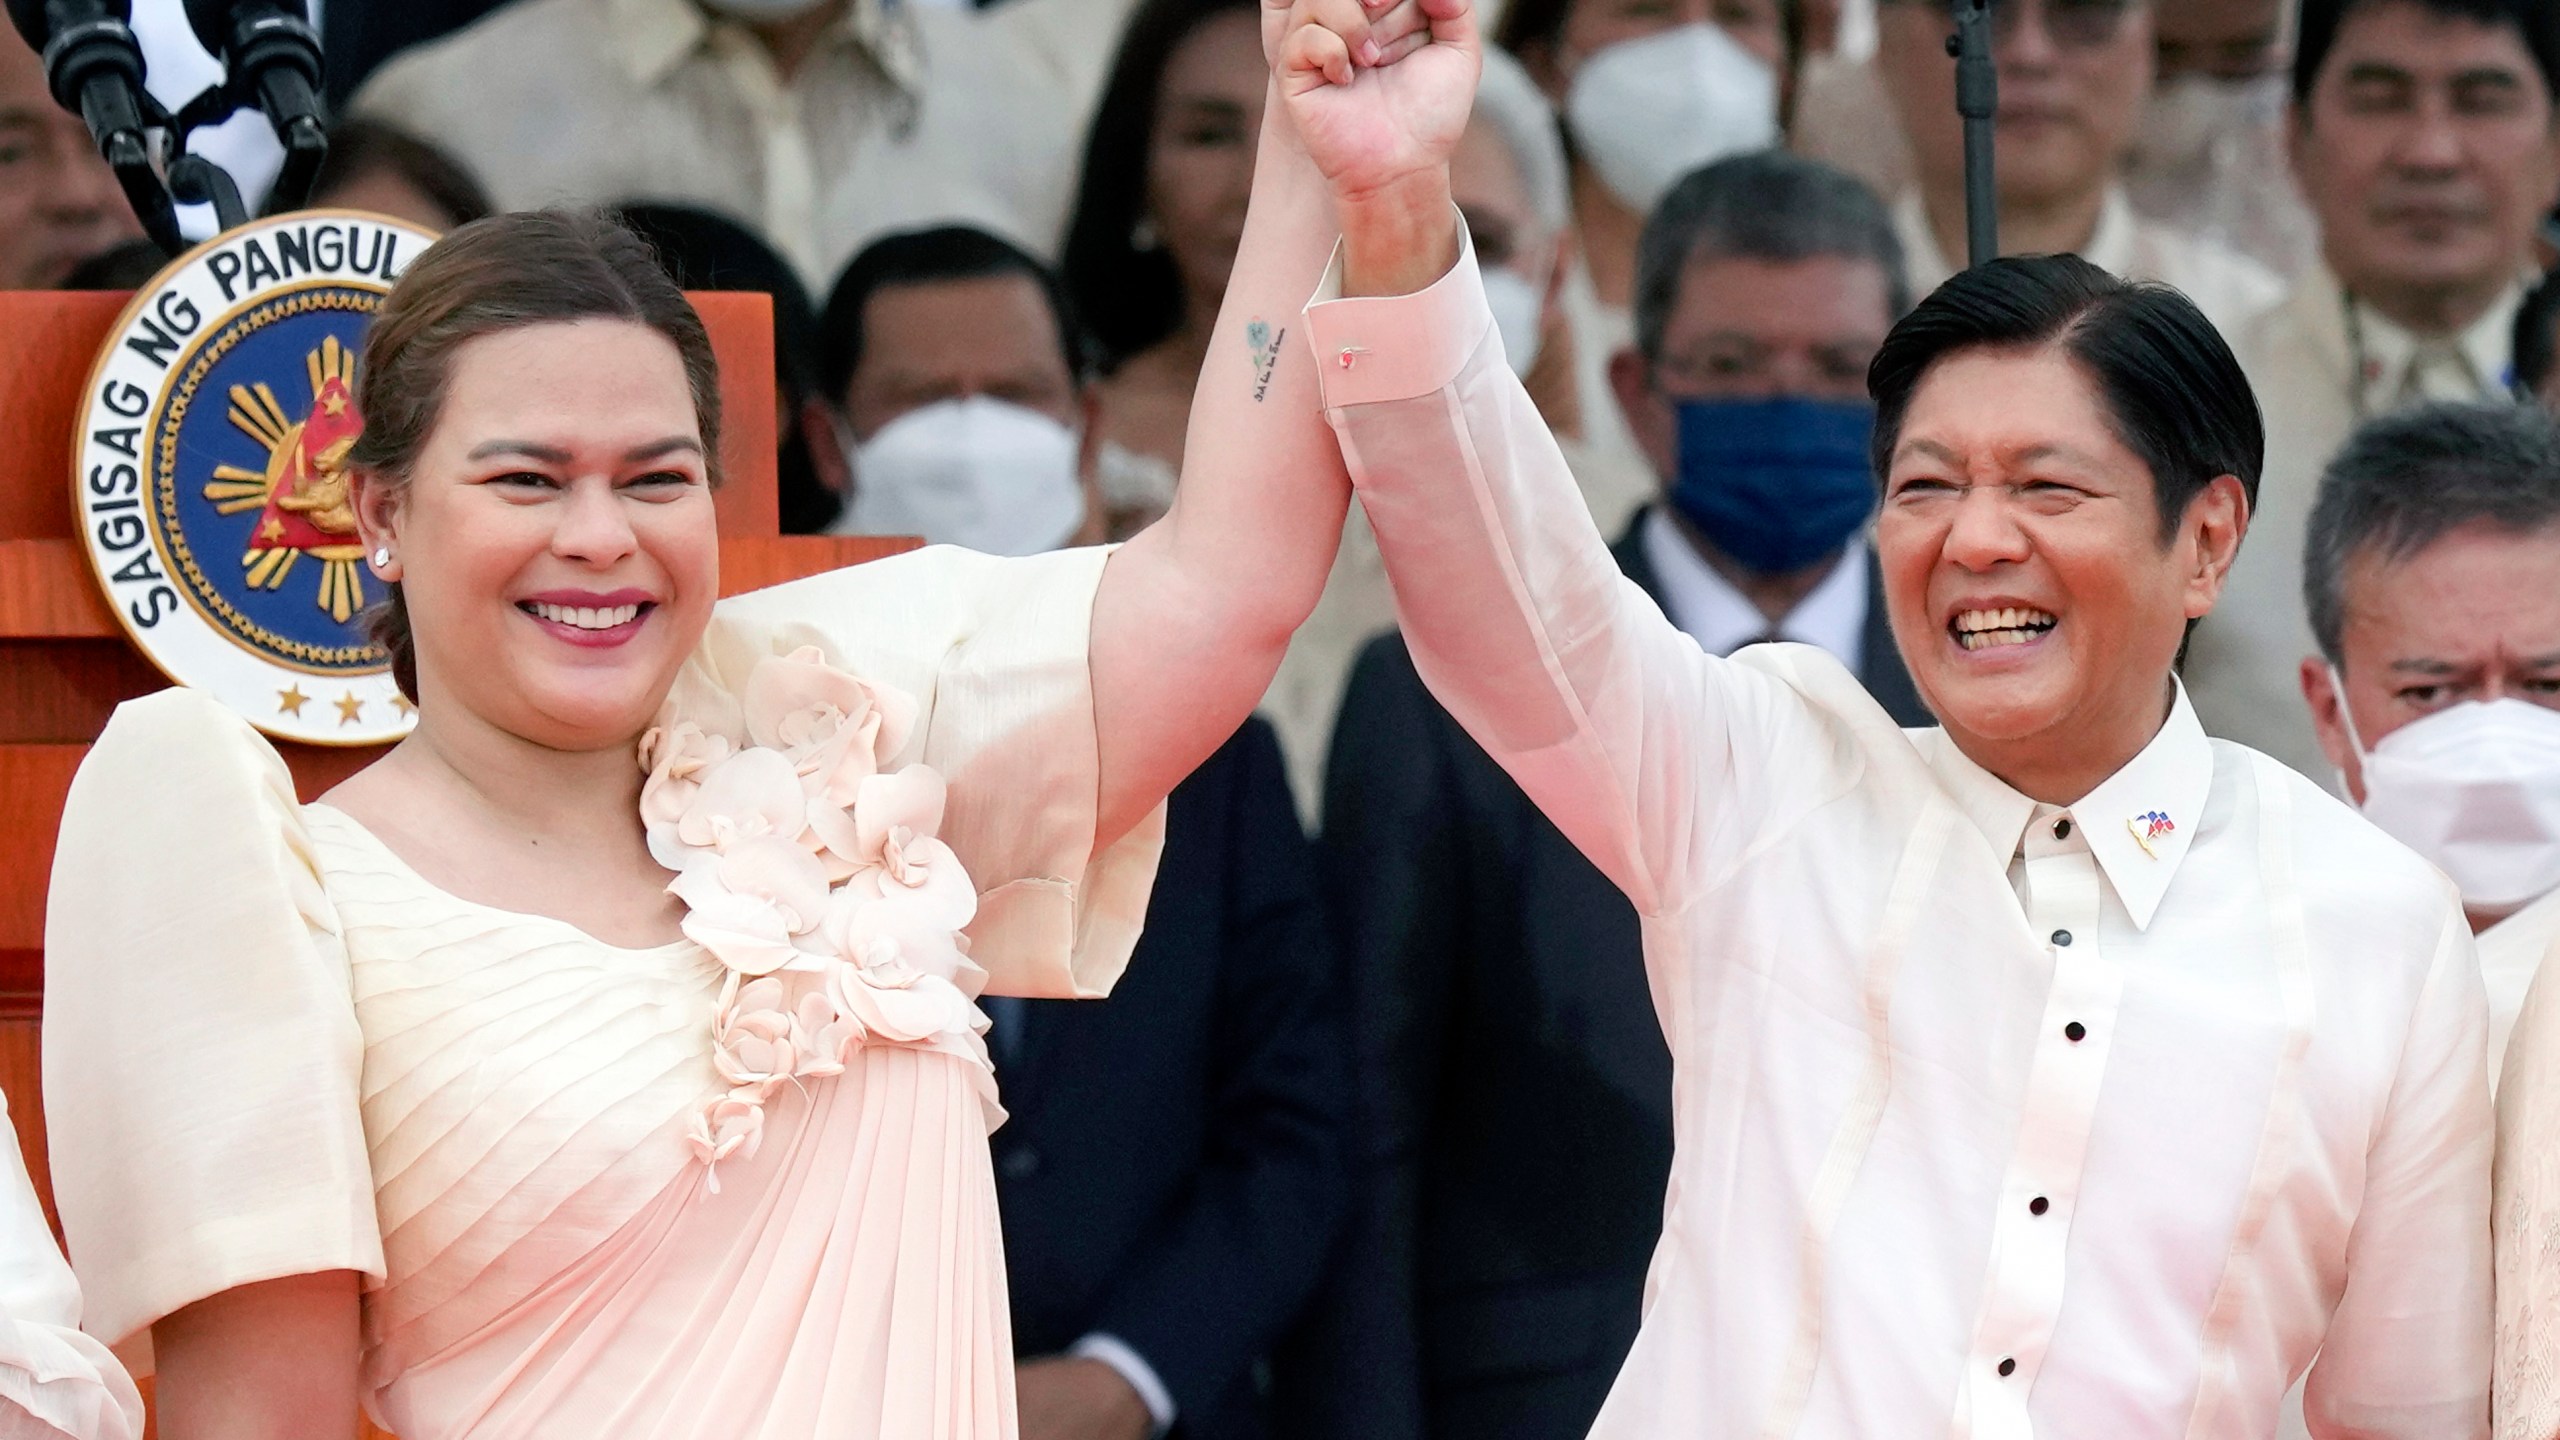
[1889,0,2137,53]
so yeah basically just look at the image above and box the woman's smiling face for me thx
[355,318,721,751]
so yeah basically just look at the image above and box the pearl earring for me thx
[373,547,392,570]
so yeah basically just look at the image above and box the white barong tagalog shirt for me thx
[1301,229,2492,1439]
[350,0,1128,286]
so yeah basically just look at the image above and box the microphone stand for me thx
[1950,0,1998,267]
[27,1,328,261]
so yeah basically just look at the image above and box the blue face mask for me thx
[1669,395,1879,576]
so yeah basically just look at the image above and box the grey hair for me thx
[1470,45,1571,238]
[1633,151,1911,364]
[2305,401,2560,663]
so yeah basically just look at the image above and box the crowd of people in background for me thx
[7,0,2560,1436]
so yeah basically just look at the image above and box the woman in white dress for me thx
[38,4,1422,1430]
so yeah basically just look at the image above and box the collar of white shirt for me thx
[2295,260,2527,401]
[605,0,910,90]
[1894,186,2146,294]
[1920,681,2213,930]
[1640,508,1871,668]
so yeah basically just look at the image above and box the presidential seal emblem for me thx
[73,210,441,745]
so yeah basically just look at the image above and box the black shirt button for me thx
[2030,1196,2050,1216]
[1998,1358,2017,1378]
[2064,1021,2087,1043]
[2052,817,2072,840]
[2051,929,2072,947]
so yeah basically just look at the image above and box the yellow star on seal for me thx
[335,692,364,725]
[320,390,349,417]
[277,685,309,717]
[391,694,416,718]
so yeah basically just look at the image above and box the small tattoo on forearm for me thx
[1246,319,1286,402]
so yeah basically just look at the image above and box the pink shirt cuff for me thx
[1302,212,1489,409]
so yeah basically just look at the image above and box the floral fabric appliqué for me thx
[643,646,994,1192]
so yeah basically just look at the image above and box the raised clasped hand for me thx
[1266,0,1479,210]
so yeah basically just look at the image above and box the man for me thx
[2296,402,2560,1083]
[2126,0,2319,280]
[1872,0,2283,335]
[2187,0,2560,780]
[349,0,1133,287]
[821,226,1107,554]
[0,26,144,289]
[1309,149,1929,1440]
[1260,46,1580,818]
[1273,1,2488,1433]
[818,223,1354,1440]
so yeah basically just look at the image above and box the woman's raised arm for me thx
[1084,2,1406,846]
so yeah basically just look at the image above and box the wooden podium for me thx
[0,288,903,1432]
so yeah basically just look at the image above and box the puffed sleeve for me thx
[42,688,381,1371]
[679,545,1166,1001]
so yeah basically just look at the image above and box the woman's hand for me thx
[1269,0,1477,295]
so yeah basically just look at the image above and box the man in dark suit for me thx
[996,717,1349,1440]
[814,223,1353,1440]
[1311,152,1926,1440]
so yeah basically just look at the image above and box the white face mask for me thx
[2131,71,2287,176]
[840,396,1086,558]
[699,0,833,19]
[1564,23,1779,217]
[2338,684,2560,914]
[1482,263,1547,376]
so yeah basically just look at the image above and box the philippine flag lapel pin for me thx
[2127,810,2175,859]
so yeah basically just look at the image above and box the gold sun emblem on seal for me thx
[200,334,371,623]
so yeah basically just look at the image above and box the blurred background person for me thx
[818,221,1353,1440]
[305,119,494,234]
[1494,0,1791,551]
[822,226,1103,554]
[0,25,145,288]
[2519,264,2560,408]
[1061,0,1263,540]
[323,0,509,108]
[2345,410,2560,1435]
[349,0,1123,289]
[2187,0,2560,780]
[1872,0,2283,334]
[2295,402,2560,1085]
[1260,48,1582,815]
[60,240,175,292]
[624,201,848,535]
[1303,152,1925,1440]
[2126,0,2320,280]
[1457,47,1583,458]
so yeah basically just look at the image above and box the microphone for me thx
[7,0,182,252]
[9,0,147,164]
[180,0,327,208]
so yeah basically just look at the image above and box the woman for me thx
[41,4,1402,1428]
[1060,0,1264,538]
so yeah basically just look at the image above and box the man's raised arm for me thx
[1278,0,1773,914]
